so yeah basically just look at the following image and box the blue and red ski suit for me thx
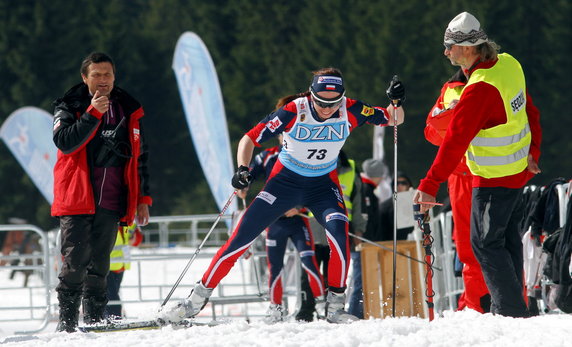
[200,95,391,294]
[249,145,325,304]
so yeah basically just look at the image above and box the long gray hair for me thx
[476,41,501,61]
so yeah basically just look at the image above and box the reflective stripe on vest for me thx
[463,53,531,178]
[338,159,356,221]
[109,224,133,271]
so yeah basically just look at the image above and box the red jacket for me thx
[425,69,472,177]
[51,83,152,224]
[419,58,542,197]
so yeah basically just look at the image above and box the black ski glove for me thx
[231,165,253,189]
[386,75,406,107]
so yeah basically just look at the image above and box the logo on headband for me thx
[317,76,343,85]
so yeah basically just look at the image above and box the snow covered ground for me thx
[1,246,572,346]
[1,310,571,347]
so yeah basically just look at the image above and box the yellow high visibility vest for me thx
[463,53,531,178]
[338,159,356,221]
[443,85,464,108]
[109,224,135,272]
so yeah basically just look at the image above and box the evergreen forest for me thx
[0,0,570,229]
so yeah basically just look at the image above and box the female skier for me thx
[167,67,405,323]
[239,133,325,323]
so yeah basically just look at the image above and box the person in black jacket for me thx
[52,52,152,332]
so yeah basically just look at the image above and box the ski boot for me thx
[325,291,358,324]
[161,281,213,323]
[315,295,326,320]
[263,303,286,324]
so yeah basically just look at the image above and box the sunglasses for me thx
[397,180,410,185]
[444,42,454,50]
[312,96,343,109]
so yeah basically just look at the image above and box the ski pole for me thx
[160,190,237,308]
[391,74,399,318]
[239,196,264,296]
[413,204,436,321]
[348,232,442,271]
[238,196,251,322]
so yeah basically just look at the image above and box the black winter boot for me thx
[56,291,81,333]
[82,295,108,324]
[295,272,317,322]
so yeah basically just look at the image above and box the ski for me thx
[78,319,214,333]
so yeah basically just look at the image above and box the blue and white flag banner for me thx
[0,107,57,204]
[172,32,236,216]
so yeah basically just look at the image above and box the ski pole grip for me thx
[240,170,252,184]
[413,203,424,223]
[391,75,399,105]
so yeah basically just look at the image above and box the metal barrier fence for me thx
[429,211,464,312]
[143,214,234,247]
[556,182,570,228]
[0,224,53,334]
[0,182,569,333]
[0,214,302,334]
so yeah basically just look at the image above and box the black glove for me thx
[386,75,405,107]
[231,165,252,189]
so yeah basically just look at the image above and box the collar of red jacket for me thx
[462,58,498,78]
[360,175,379,187]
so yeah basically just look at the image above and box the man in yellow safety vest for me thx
[414,12,542,318]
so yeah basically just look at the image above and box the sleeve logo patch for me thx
[361,105,375,116]
[267,117,282,132]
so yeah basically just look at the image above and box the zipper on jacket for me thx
[97,105,112,207]
[98,168,107,206]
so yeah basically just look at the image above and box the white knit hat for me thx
[362,159,387,178]
[444,12,488,46]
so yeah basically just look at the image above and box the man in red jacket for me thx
[414,12,541,318]
[52,52,152,332]
[426,69,491,313]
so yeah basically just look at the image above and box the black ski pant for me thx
[470,187,529,318]
[56,207,120,299]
